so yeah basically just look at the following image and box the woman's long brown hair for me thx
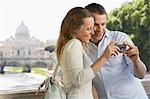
[56,7,92,61]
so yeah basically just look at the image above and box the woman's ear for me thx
[72,29,78,38]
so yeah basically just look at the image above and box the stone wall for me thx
[142,80,150,98]
[0,79,150,99]
[0,90,45,99]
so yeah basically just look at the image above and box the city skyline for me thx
[0,0,133,42]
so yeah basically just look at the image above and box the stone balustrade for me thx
[141,74,150,98]
[0,74,150,99]
[0,90,45,99]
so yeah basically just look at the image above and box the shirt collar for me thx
[104,28,111,38]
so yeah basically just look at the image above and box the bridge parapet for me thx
[0,74,150,99]
[0,57,55,68]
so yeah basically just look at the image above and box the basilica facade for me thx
[0,21,56,68]
[0,21,49,58]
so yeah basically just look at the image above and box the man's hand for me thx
[125,43,140,62]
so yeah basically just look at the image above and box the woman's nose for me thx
[90,29,94,35]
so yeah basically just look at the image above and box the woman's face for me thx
[75,17,94,43]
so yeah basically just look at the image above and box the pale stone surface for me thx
[0,73,46,94]
[0,73,149,99]
[0,73,46,99]
[0,91,45,99]
[141,74,150,98]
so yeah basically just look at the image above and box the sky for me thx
[0,0,133,42]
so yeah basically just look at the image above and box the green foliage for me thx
[8,67,49,76]
[9,67,23,72]
[45,45,55,53]
[32,67,49,76]
[107,0,150,71]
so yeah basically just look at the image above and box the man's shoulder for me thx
[106,29,128,40]
[107,29,127,36]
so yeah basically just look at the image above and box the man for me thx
[85,3,148,99]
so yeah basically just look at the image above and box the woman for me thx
[56,7,117,99]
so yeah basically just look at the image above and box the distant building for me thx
[0,21,56,68]
[0,21,50,58]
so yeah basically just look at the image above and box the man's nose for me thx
[98,25,103,32]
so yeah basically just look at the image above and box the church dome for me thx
[15,21,30,39]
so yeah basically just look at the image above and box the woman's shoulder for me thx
[68,39,82,44]
[66,39,82,47]
[65,39,83,52]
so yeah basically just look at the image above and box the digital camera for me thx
[116,43,126,52]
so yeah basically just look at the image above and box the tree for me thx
[45,45,55,53]
[107,0,150,71]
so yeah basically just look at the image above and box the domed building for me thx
[0,21,55,68]
[15,21,30,40]
[2,21,47,58]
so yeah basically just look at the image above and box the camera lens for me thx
[116,43,126,52]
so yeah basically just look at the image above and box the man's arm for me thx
[125,44,146,79]
[133,58,146,79]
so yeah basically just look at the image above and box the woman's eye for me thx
[87,28,92,31]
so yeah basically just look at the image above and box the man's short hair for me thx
[85,3,107,15]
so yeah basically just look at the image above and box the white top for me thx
[60,39,95,99]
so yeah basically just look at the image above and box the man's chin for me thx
[93,37,102,41]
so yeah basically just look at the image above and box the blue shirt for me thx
[86,29,148,99]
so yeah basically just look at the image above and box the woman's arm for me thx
[92,85,98,99]
[91,41,118,74]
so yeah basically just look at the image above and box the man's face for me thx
[91,13,107,44]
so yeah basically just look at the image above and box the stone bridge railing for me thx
[0,89,45,99]
[141,74,150,98]
[0,75,150,99]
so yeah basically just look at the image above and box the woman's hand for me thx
[101,41,120,59]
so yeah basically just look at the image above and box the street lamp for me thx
[22,51,31,73]
[0,51,5,74]
[0,42,5,74]
[0,51,2,65]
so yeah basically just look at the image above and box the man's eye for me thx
[102,23,105,26]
